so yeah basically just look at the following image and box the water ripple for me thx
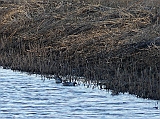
[0,67,160,119]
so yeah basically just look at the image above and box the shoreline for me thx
[0,0,160,100]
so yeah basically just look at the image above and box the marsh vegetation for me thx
[0,0,160,99]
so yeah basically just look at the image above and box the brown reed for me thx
[0,0,160,100]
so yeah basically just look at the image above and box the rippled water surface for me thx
[0,67,160,119]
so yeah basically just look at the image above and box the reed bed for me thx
[0,0,160,99]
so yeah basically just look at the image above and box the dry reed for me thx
[0,0,160,99]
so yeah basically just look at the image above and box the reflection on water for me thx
[0,67,159,119]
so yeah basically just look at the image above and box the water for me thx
[0,67,159,119]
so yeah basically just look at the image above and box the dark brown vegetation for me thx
[0,0,160,99]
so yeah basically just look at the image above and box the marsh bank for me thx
[0,0,160,99]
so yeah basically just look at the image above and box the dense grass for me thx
[0,0,160,99]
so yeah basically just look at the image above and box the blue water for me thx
[0,67,160,119]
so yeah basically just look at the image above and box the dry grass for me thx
[0,0,160,99]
